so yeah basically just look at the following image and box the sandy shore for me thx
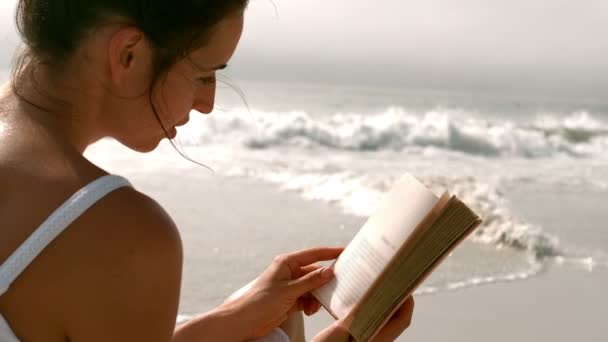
[125,171,365,314]
[124,170,607,341]
[305,263,608,341]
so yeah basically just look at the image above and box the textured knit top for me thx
[0,175,131,342]
[0,174,289,342]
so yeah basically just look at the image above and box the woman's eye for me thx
[197,76,216,85]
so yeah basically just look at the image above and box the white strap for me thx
[0,314,20,342]
[0,175,132,296]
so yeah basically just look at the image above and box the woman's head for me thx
[13,0,248,152]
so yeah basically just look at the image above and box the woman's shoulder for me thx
[73,173,183,259]
[0,165,183,341]
[82,178,185,277]
[52,166,183,285]
[58,177,184,340]
[0,139,183,266]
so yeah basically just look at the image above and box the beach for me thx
[93,156,608,341]
[81,78,608,340]
[2,0,608,339]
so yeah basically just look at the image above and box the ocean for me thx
[84,79,608,298]
[2,65,606,298]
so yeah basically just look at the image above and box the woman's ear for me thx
[108,26,153,91]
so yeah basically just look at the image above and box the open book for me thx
[312,174,482,341]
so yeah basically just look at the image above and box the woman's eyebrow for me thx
[187,56,229,72]
[200,63,229,71]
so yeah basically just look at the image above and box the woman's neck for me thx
[4,69,105,154]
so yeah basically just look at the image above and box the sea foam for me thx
[225,167,563,261]
[177,107,608,158]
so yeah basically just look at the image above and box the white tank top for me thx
[0,175,289,342]
[0,175,131,342]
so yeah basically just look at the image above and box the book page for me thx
[313,174,439,319]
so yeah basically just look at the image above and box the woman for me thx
[0,1,414,341]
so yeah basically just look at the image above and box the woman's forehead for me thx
[187,13,244,70]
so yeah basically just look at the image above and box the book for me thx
[312,174,482,341]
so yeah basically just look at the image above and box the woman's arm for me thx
[175,247,344,341]
[313,296,415,342]
[61,189,183,342]
[60,187,346,341]
[172,305,249,341]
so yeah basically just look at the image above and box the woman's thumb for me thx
[288,267,334,296]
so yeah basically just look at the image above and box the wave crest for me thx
[181,107,607,158]
[226,168,563,259]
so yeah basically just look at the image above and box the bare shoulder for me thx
[60,185,184,342]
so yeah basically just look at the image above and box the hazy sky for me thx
[1,0,607,97]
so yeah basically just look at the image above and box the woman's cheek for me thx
[162,92,195,122]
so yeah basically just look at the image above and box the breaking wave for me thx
[227,168,563,260]
[179,107,608,158]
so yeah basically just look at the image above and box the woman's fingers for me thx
[272,247,343,309]
[274,247,344,276]
[397,296,415,322]
[286,265,335,297]
[307,300,321,316]
[299,296,322,316]
[301,264,323,274]
[313,321,352,341]
[375,296,415,341]
[292,264,323,279]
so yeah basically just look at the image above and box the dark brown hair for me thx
[14,0,248,80]
[12,0,248,165]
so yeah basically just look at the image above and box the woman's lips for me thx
[175,117,190,127]
[166,117,188,139]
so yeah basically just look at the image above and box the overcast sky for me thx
[1,0,607,97]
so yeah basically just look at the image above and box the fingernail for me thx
[321,267,333,279]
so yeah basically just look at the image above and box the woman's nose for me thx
[193,86,216,114]
[193,99,214,114]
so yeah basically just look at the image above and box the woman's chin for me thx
[168,127,178,139]
[115,135,165,153]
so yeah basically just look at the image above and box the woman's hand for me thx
[223,247,343,340]
[312,296,415,342]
